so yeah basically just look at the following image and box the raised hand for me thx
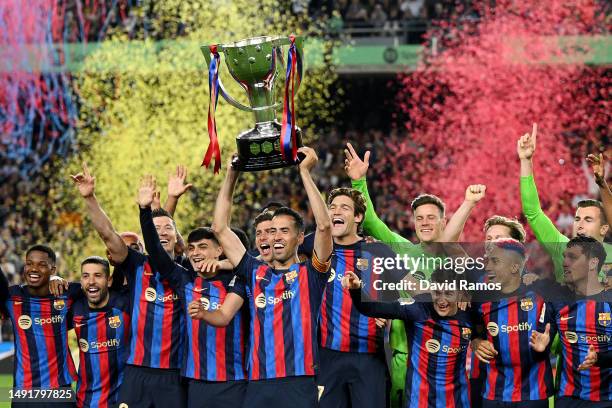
[474,339,498,363]
[578,345,598,371]
[151,190,161,210]
[465,184,486,203]
[137,175,157,208]
[70,162,96,198]
[342,270,362,290]
[298,146,318,172]
[517,123,537,160]
[344,143,370,180]
[586,153,605,184]
[168,165,193,198]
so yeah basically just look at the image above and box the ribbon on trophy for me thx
[202,45,222,173]
[280,35,302,162]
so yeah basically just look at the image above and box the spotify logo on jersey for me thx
[255,294,267,309]
[565,331,578,344]
[487,322,499,337]
[425,339,441,353]
[79,339,89,352]
[18,315,32,330]
[145,288,157,302]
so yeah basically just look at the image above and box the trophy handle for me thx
[201,45,253,113]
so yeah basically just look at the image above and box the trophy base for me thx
[232,121,304,172]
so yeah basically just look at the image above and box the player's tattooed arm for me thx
[587,153,612,227]
[188,293,244,327]
[164,165,193,217]
[298,147,333,267]
[71,162,128,264]
[211,160,246,267]
[440,184,486,242]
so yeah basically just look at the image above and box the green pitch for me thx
[0,374,12,407]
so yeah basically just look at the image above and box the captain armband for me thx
[312,250,332,273]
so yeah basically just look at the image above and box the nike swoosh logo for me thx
[193,287,207,292]
[14,302,22,305]
[560,316,574,321]
[75,323,86,327]
[255,276,269,281]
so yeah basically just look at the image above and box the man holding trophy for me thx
[191,35,339,408]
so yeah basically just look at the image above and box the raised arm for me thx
[137,175,183,289]
[587,153,612,225]
[188,293,244,327]
[71,163,128,263]
[517,124,566,243]
[164,165,193,216]
[210,163,246,267]
[345,143,409,244]
[298,147,333,265]
[440,184,486,241]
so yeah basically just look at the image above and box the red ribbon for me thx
[202,44,222,173]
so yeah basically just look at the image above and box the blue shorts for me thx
[555,396,612,408]
[317,346,388,408]
[482,399,548,408]
[117,365,186,408]
[243,376,317,408]
[187,379,246,408]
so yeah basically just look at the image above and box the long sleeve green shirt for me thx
[520,175,612,281]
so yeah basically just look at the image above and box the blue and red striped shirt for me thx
[552,290,612,401]
[236,253,329,380]
[1,283,78,389]
[138,205,247,381]
[350,291,474,408]
[72,290,131,408]
[114,248,184,369]
[320,240,393,354]
[181,273,247,381]
[476,286,555,402]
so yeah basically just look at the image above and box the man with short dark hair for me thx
[70,165,186,408]
[191,147,333,408]
[71,256,131,407]
[137,176,248,407]
[518,124,611,281]
[317,186,398,408]
[530,236,612,407]
[253,211,274,264]
[0,245,79,407]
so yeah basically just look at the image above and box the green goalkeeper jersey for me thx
[520,175,612,281]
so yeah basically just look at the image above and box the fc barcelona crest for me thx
[520,297,534,312]
[356,258,369,271]
[285,271,298,284]
[461,327,472,340]
[53,299,65,311]
[598,312,611,327]
[108,315,121,329]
